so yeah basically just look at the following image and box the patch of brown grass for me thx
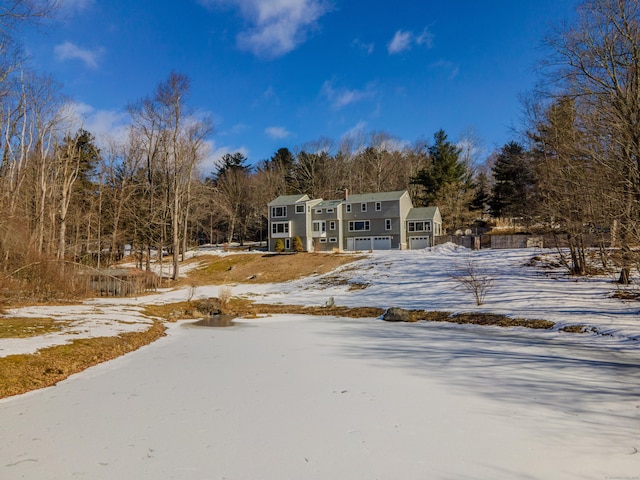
[0,317,72,338]
[559,324,588,333]
[145,297,558,330]
[142,299,224,321]
[447,313,554,329]
[0,321,166,399]
[144,297,384,320]
[181,253,362,286]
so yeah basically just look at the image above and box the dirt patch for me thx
[181,252,362,286]
[0,321,166,399]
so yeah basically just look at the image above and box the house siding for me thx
[267,190,440,252]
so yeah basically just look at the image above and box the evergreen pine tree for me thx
[489,141,534,218]
[412,129,466,204]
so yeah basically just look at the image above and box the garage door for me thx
[409,236,430,249]
[372,236,392,250]
[354,237,372,250]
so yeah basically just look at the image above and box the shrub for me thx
[293,236,304,252]
[451,258,494,306]
[274,239,285,253]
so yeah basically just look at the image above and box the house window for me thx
[327,208,334,213]
[295,204,305,214]
[285,238,291,250]
[312,221,326,233]
[329,221,336,230]
[271,222,289,237]
[408,221,430,232]
[385,219,392,231]
[319,238,327,243]
[271,206,286,218]
[349,220,370,231]
[361,203,367,212]
[346,204,352,213]
[315,208,323,214]
[375,202,382,211]
[329,237,337,243]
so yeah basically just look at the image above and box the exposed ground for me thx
[0,321,165,398]
[179,252,361,285]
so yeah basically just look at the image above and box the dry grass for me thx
[144,297,557,331]
[143,298,384,321]
[0,317,72,338]
[447,313,554,329]
[181,252,361,286]
[0,321,166,399]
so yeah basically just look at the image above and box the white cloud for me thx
[265,126,292,139]
[60,101,129,146]
[387,27,434,55]
[201,143,250,177]
[430,60,460,80]
[341,120,367,142]
[416,28,434,48]
[58,0,94,12]
[199,0,332,58]
[321,80,376,110]
[387,30,412,54]
[352,38,374,55]
[54,41,102,69]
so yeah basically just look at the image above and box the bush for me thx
[451,258,494,306]
[293,236,304,252]
[274,239,285,253]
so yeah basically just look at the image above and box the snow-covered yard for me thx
[0,245,639,479]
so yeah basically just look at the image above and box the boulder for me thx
[382,307,417,322]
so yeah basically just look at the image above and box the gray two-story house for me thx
[268,190,441,252]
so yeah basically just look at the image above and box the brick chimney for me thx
[344,188,349,201]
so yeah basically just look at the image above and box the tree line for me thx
[1,0,639,300]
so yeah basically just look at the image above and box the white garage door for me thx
[409,236,431,249]
[372,236,392,250]
[354,237,372,250]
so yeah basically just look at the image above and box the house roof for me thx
[343,190,408,203]
[406,206,439,220]
[268,194,310,206]
[316,199,342,208]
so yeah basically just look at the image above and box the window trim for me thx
[385,219,392,231]
[329,220,336,230]
[349,220,371,232]
[407,221,431,232]
[346,204,352,213]
[375,201,382,211]
[312,220,326,233]
[361,203,367,212]
[271,221,290,238]
[315,208,323,214]
[271,206,287,218]
[295,204,305,214]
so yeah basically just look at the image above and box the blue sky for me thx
[22,0,577,173]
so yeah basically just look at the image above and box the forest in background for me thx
[1,0,640,300]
